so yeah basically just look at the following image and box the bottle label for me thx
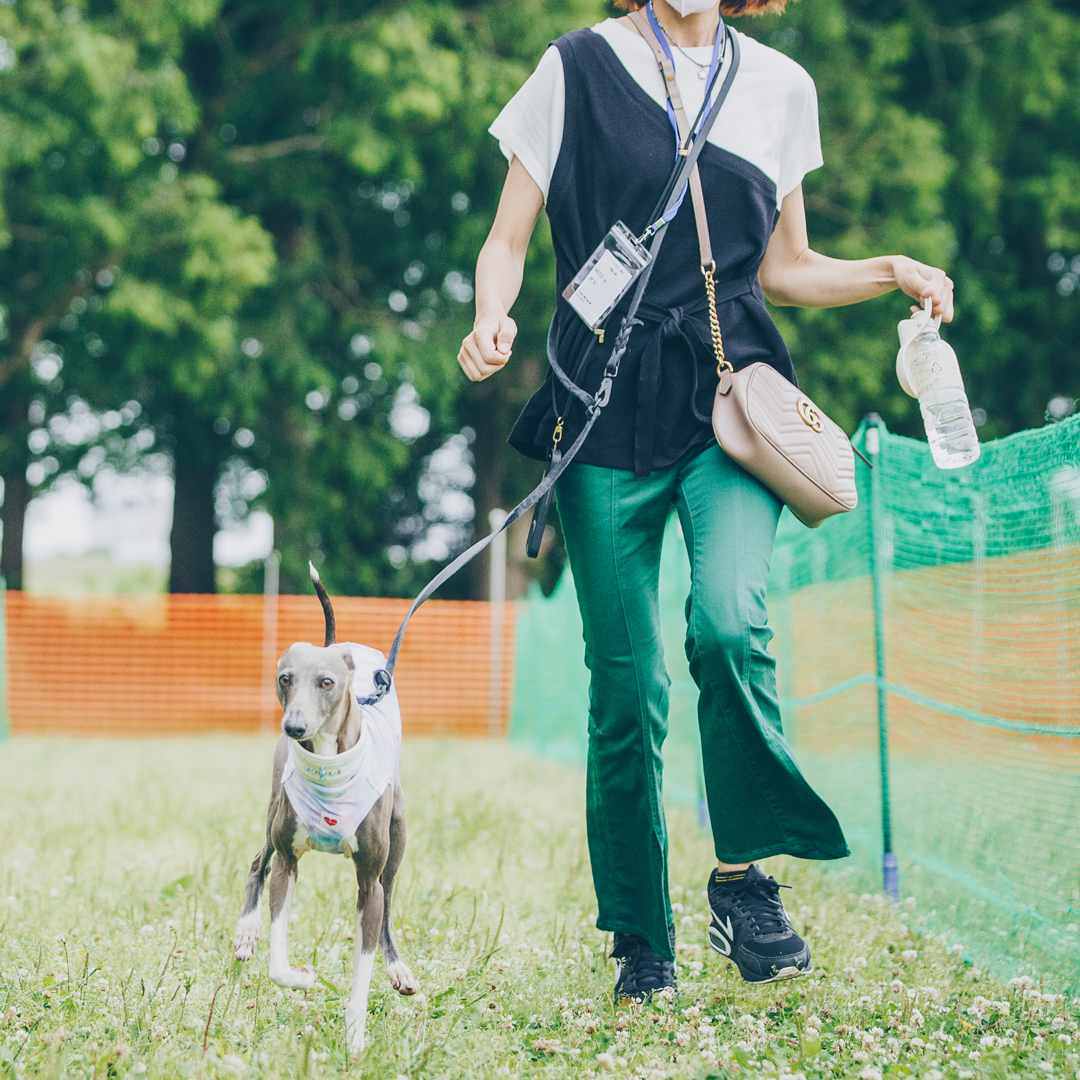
[907,336,963,397]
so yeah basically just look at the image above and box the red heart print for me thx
[324,816,338,826]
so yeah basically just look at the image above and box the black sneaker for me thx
[611,925,677,1004]
[706,864,812,983]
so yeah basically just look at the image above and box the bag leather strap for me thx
[628,8,713,268]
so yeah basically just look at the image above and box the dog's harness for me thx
[282,644,401,855]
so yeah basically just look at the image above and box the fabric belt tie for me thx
[631,273,756,476]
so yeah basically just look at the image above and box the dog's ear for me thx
[331,643,355,671]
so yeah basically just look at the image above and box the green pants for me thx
[556,443,848,961]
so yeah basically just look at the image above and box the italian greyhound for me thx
[233,564,417,1057]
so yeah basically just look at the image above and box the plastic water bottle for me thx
[896,298,980,469]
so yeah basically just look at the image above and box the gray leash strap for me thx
[358,27,741,705]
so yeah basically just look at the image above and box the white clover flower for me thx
[891,980,904,994]
[858,1067,882,1080]
[595,1053,615,1071]
[853,956,868,969]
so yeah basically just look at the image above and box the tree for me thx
[0,0,273,592]
[735,0,1080,438]
[172,0,601,596]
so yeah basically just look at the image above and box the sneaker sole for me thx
[708,932,813,985]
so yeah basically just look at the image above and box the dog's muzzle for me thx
[282,713,310,740]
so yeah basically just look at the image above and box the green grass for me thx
[0,737,1076,1080]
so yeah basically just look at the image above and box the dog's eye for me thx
[319,677,334,689]
[279,674,291,686]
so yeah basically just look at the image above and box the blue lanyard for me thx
[644,0,726,229]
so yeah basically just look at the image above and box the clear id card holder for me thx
[562,221,652,333]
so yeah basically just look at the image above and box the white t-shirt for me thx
[488,19,823,210]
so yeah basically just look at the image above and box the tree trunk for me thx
[168,452,218,594]
[467,379,509,601]
[0,467,28,590]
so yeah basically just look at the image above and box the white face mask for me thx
[664,0,720,16]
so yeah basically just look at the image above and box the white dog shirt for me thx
[281,643,402,855]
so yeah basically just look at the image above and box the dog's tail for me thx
[309,561,336,646]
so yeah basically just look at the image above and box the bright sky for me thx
[19,472,273,567]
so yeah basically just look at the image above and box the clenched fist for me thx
[458,313,516,382]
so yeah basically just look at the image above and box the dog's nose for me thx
[282,715,307,739]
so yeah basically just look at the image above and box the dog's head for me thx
[276,641,356,742]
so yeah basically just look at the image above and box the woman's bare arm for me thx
[758,184,955,322]
[458,157,545,382]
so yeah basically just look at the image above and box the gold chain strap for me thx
[701,261,732,376]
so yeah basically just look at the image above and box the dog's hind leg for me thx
[234,844,273,961]
[346,877,384,1057]
[267,856,317,991]
[380,783,417,995]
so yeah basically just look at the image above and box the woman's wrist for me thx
[474,305,507,329]
[883,255,906,290]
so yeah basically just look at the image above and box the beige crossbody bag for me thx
[631,11,860,529]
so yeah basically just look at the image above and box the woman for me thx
[459,0,953,1001]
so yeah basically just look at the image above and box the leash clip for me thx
[595,377,613,409]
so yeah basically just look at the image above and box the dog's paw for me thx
[387,959,418,996]
[233,912,261,961]
[268,964,318,991]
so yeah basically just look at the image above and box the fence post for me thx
[488,509,507,737]
[866,415,899,902]
[261,551,280,733]
[0,576,7,740]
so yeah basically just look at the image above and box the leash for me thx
[357,26,740,707]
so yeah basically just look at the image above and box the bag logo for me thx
[797,398,824,433]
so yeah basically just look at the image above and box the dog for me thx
[233,563,417,1056]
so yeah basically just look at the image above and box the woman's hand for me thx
[458,313,517,382]
[891,256,955,323]
[457,156,544,383]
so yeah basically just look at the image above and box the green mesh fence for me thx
[510,416,1080,991]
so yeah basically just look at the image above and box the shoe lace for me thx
[729,877,793,936]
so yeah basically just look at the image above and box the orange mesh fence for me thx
[3,592,513,737]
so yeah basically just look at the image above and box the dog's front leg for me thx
[345,879,383,1057]
[267,855,317,991]
[234,845,273,961]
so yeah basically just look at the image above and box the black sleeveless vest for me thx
[507,27,797,476]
